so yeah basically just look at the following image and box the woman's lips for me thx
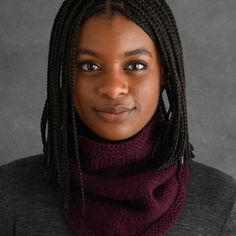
[94,106,135,123]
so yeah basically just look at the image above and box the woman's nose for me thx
[97,71,129,99]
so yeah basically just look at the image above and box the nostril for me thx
[97,80,129,98]
[98,86,128,99]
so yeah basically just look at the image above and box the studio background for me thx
[0,0,235,178]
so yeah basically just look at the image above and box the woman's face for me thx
[74,14,164,141]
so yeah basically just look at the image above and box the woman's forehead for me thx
[77,14,157,56]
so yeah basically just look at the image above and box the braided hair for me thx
[40,0,195,211]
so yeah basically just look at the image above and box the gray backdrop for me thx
[0,0,235,178]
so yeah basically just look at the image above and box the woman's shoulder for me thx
[0,154,59,214]
[189,160,236,205]
[168,160,236,235]
[0,154,46,188]
[189,160,236,216]
[0,155,74,235]
[0,154,45,173]
[190,160,236,189]
[0,154,49,210]
[188,160,236,212]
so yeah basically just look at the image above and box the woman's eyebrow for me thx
[123,48,152,58]
[77,47,152,58]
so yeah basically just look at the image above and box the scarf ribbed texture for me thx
[64,110,190,235]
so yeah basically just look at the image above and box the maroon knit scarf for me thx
[64,110,190,235]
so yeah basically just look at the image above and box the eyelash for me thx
[77,61,148,72]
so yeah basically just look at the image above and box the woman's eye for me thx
[125,62,147,71]
[78,62,101,72]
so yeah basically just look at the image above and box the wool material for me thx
[64,109,190,235]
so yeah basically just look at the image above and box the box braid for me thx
[40,0,195,211]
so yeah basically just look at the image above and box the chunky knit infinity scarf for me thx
[64,110,190,235]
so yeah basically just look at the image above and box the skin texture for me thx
[74,14,164,141]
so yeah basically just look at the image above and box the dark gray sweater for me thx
[0,154,235,236]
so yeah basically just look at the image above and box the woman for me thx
[0,0,235,235]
